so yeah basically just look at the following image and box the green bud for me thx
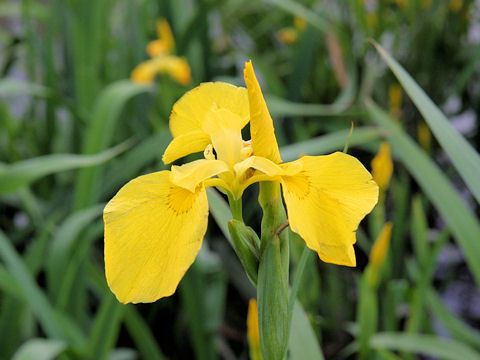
[257,235,288,360]
[228,219,260,285]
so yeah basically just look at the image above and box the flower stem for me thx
[227,193,243,222]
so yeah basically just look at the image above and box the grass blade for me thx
[0,230,63,339]
[373,42,480,204]
[289,300,324,360]
[280,127,381,162]
[12,339,66,360]
[370,332,480,360]
[73,80,151,210]
[365,100,480,287]
[0,141,131,195]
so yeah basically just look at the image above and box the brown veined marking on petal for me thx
[167,185,203,214]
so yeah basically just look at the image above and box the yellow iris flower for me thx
[104,61,378,304]
[131,18,191,86]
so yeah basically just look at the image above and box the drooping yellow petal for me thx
[131,60,158,85]
[247,299,263,360]
[280,153,378,266]
[104,171,208,303]
[131,56,191,86]
[169,82,249,138]
[371,142,393,191]
[171,159,229,192]
[244,61,282,164]
[162,131,211,164]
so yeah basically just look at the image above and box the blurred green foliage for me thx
[1,0,479,359]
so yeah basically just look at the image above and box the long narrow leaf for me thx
[0,141,131,195]
[373,42,480,204]
[365,100,480,287]
[0,230,63,339]
[371,332,480,360]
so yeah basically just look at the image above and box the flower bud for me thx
[228,219,260,285]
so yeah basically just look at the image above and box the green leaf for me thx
[280,127,381,162]
[370,332,480,360]
[288,301,324,360]
[0,79,51,98]
[0,230,63,339]
[0,141,131,195]
[46,204,103,302]
[124,307,167,360]
[427,290,480,351]
[74,80,151,210]
[264,0,328,32]
[87,294,125,360]
[365,100,480,287]
[373,42,480,204]
[206,188,233,246]
[12,339,66,360]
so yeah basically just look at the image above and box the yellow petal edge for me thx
[244,61,282,164]
[281,152,378,266]
[104,171,208,303]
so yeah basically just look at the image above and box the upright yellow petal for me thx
[280,153,378,266]
[162,131,211,164]
[371,142,393,191]
[157,18,174,53]
[104,171,208,303]
[244,61,282,164]
[169,82,249,137]
[171,159,230,192]
[247,299,263,360]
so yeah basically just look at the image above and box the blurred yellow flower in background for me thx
[389,83,402,120]
[276,16,307,44]
[105,61,378,303]
[131,18,191,86]
[371,142,393,192]
[369,222,392,270]
[247,299,263,360]
[449,0,463,12]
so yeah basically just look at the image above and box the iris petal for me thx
[169,82,249,137]
[244,61,282,164]
[171,159,230,192]
[104,171,208,303]
[280,152,378,266]
[162,131,211,164]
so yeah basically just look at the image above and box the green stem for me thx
[227,193,243,222]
